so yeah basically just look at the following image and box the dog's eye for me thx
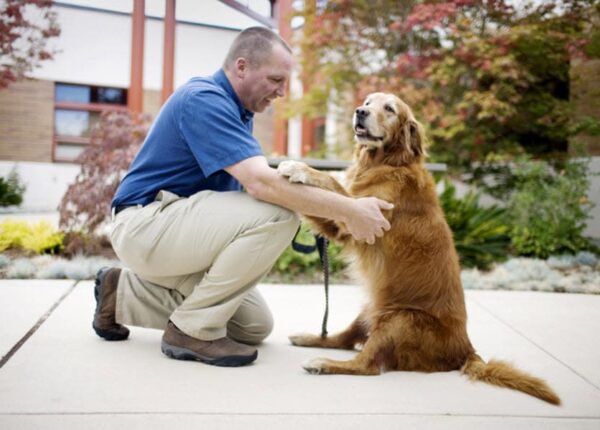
[365,101,371,106]
[384,105,395,113]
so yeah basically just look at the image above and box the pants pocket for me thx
[155,190,183,212]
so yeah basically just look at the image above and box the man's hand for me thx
[344,197,393,244]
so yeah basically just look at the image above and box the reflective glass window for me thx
[54,110,101,137]
[55,84,90,103]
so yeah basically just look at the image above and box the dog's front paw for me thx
[277,160,311,184]
[289,333,323,347]
[302,357,331,374]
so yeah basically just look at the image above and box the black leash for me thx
[316,235,329,338]
[292,229,330,338]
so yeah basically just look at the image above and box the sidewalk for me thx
[0,281,599,429]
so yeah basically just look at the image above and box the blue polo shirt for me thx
[112,69,263,207]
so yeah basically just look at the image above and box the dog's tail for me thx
[460,353,560,405]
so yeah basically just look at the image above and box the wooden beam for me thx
[272,0,293,156]
[161,0,176,104]
[301,117,314,156]
[128,0,145,114]
[301,0,317,156]
[54,101,128,113]
[273,0,293,41]
[267,157,448,172]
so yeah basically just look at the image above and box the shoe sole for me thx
[161,340,257,367]
[92,323,129,341]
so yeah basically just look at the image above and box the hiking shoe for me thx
[93,267,130,341]
[161,320,257,367]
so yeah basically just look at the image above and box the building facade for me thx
[0,0,307,211]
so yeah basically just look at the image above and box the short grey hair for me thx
[223,26,291,70]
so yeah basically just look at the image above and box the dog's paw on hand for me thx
[302,357,330,374]
[277,160,310,184]
[289,333,322,347]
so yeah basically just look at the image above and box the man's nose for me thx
[276,82,286,97]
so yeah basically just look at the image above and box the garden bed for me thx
[1,251,598,295]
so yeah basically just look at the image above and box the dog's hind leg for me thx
[289,311,369,350]
[300,317,402,375]
[301,311,434,375]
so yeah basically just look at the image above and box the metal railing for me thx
[268,157,447,172]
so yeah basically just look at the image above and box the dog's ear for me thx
[404,119,427,158]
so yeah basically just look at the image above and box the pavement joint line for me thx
[0,412,598,419]
[467,295,600,392]
[0,280,79,369]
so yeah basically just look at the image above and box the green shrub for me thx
[439,179,511,269]
[0,220,30,251]
[21,222,64,254]
[0,169,25,207]
[0,220,63,254]
[507,158,595,258]
[0,254,9,268]
[6,258,37,279]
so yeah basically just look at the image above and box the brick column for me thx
[272,0,293,156]
[128,0,145,114]
[161,0,176,104]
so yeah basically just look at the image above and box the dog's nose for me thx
[355,108,369,118]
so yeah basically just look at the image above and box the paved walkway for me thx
[0,281,599,429]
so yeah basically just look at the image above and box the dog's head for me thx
[353,92,427,164]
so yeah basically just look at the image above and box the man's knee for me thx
[269,205,300,240]
[259,199,300,227]
[227,312,274,345]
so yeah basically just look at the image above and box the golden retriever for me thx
[277,92,560,405]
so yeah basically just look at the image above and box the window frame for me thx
[52,83,128,163]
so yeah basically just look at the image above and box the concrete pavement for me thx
[0,281,599,429]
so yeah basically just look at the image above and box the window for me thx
[53,83,127,162]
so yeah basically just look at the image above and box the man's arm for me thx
[225,156,393,244]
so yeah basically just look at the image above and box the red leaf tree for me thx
[59,111,151,234]
[0,0,61,89]
[295,0,599,168]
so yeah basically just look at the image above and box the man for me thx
[93,27,392,367]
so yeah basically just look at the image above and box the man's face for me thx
[236,43,292,113]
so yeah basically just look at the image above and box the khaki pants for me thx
[109,190,299,343]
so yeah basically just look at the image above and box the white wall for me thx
[585,158,600,238]
[450,159,600,239]
[287,66,303,158]
[30,4,244,89]
[0,161,79,212]
[30,6,132,87]
[173,24,239,87]
[55,0,270,27]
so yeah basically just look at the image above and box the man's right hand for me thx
[344,197,394,245]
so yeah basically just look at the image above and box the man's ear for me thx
[234,57,248,78]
